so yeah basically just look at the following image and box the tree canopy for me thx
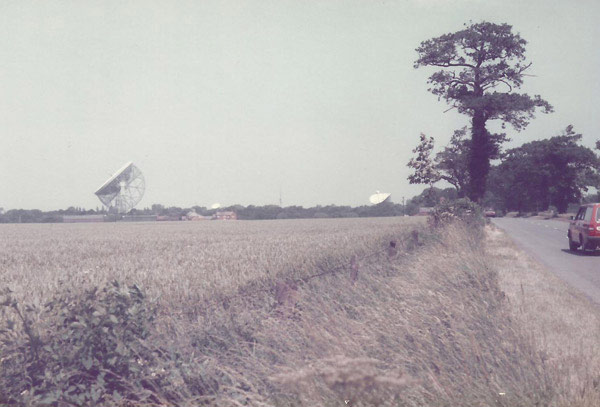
[414,21,552,202]
[407,133,440,188]
[433,127,469,196]
[408,126,508,198]
[488,126,600,213]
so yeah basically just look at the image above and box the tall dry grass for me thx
[184,223,554,406]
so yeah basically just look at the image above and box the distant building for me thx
[63,215,105,223]
[214,211,237,220]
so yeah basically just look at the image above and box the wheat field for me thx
[0,217,421,315]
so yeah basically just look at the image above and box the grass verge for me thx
[487,225,600,406]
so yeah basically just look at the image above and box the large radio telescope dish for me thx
[369,191,391,205]
[95,162,145,213]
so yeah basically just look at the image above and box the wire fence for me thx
[164,230,421,319]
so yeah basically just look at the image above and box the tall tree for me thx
[415,21,552,202]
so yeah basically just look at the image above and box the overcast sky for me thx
[1,0,599,210]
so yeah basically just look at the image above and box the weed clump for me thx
[0,281,213,406]
[428,198,484,228]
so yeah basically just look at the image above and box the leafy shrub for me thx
[0,281,193,406]
[428,198,484,228]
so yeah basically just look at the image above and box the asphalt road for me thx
[493,217,600,305]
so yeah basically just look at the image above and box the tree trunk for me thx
[468,109,489,203]
[554,196,569,214]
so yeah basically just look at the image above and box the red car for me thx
[568,203,600,252]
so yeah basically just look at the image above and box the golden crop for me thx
[0,217,420,309]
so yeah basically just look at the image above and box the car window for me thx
[596,206,600,222]
[576,207,585,220]
[584,207,593,222]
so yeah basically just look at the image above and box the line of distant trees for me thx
[6,179,597,224]
[0,207,96,224]
[0,201,418,224]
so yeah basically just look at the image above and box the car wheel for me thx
[569,233,578,251]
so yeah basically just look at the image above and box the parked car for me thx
[568,203,600,252]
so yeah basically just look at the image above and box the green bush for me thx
[0,282,189,406]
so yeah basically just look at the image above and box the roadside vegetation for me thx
[487,225,600,406]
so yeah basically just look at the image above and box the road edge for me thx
[486,224,600,405]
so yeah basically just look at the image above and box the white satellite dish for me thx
[369,191,391,205]
[95,162,145,213]
[211,203,221,209]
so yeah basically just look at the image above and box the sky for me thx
[1,0,599,211]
